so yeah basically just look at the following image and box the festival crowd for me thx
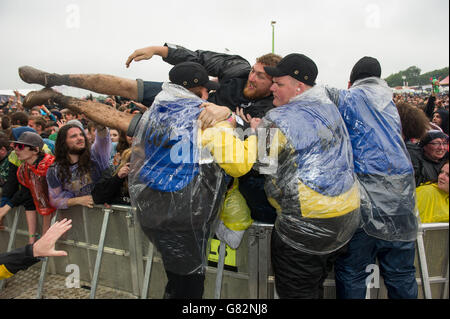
[0,43,448,299]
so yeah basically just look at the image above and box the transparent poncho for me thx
[128,83,226,275]
[256,85,361,254]
[328,77,418,241]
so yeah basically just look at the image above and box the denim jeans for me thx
[334,228,418,299]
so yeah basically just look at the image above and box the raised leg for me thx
[18,66,138,100]
[22,88,134,133]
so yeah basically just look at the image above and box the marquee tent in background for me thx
[440,75,449,86]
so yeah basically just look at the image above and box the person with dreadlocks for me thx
[46,122,111,210]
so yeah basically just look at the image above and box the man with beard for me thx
[19,44,281,223]
[125,44,280,123]
[46,123,111,210]
[126,44,281,223]
[20,62,258,298]
[19,44,280,121]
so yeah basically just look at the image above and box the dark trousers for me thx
[271,228,346,299]
[164,271,205,299]
[140,225,209,299]
[334,228,418,299]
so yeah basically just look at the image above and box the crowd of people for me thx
[0,43,448,299]
[0,92,143,238]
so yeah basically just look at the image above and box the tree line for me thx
[384,66,449,87]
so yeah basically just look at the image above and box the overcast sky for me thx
[1,0,448,97]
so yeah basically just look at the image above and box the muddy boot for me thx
[22,88,61,108]
[18,66,62,87]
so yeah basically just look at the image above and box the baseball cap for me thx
[169,62,220,91]
[11,131,44,150]
[264,53,318,86]
[349,56,381,84]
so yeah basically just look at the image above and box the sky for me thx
[0,0,449,97]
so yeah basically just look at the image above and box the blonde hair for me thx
[114,148,132,176]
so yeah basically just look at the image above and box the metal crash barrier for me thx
[1,205,448,299]
[0,205,146,299]
[416,223,449,299]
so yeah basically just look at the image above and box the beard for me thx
[68,146,86,155]
[243,81,270,100]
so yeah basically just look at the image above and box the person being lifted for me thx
[19,61,257,299]
[18,43,282,224]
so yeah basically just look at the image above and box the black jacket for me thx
[1,161,35,210]
[92,167,130,206]
[407,141,449,186]
[163,43,274,119]
[0,244,39,279]
[162,44,279,223]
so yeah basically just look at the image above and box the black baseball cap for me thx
[264,53,318,86]
[169,62,219,91]
[349,56,381,84]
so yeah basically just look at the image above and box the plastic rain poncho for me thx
[128,83,227,275]
[256,85,361,255]
[328,77,418,241]
[17,153,56,216]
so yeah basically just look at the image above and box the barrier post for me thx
[247,225,258,299]
[0,206,22,291]
[82,207,94,281]
[258,226,270,298]
[89,207,112,299]
[416,226,432,299]
[141,243,154,299]
[214,241,226,299]
[442,262,449,299]
[36,212,58,299]
[126,207,144,297]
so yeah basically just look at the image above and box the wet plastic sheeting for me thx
[255,85,361,254]
[129,83,226,275]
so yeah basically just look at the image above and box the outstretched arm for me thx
[0,219,72,280]
[126,43,251,81]
[125,46,169,68]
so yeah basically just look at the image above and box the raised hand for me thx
[32,218,72,257]
[125,46,168,68]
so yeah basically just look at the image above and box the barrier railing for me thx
[1,205,448,299]
[0,206,23,292]
[416,222,449,299]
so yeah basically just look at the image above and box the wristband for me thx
[226,112,235,123]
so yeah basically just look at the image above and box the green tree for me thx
[384,66,448,87]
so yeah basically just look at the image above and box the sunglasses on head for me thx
[13,143,27,150]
